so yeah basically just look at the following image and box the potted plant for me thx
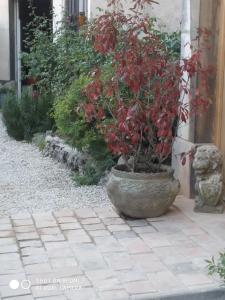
[83,0,211,218]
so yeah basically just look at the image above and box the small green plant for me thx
[73,141,115,186]
[2,91,24,140]
[32,133,46,151]
[20,89,54,140]
[73,161,99,186]
[207,252,225,283]
[2,88,53,141]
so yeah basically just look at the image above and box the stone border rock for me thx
[43,135,90,174]
[32,133,111,185]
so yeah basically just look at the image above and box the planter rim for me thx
[111,164,174,180]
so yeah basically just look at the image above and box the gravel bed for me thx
[0,115,110,216]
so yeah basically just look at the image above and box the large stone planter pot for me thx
[106,165,180,219]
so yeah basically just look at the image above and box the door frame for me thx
[14,0,21,97]
[215,0,225,179]
[215,0,225,147]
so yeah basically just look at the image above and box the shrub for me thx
[21,6,56,95]
[2,89,53,141]
[83,0,212,172]
[22,5,106,99]
[207,252,225,283]
[54,76,94,149]
[54,76,116,185]
[20,89,54,140]
[2,92,24,140]
[52,24,107,97]
[20,4,116,185]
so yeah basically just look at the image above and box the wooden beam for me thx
[215,0,225,148]
[194,0,219,143]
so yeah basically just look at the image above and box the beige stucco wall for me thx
[89,0,182,32]
[0,0,10,81]
[145,0,182,32]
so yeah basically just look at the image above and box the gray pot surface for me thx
[106,165,180,219]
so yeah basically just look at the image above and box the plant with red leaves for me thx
[83,0,212,172]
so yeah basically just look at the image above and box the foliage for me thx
[21,6,106,98]
[2,91,24,140]
[73,143,115,185]
[162,31,181,58]
[207,252,225,283]
[0,83,15,94]
[151,24,181,59]
[21,7,55,95]
[52,23,107,97]
[54,76,96,149]
[19,0,188,186]
[2,88,53,141]
[54,76,115,185]
[83,0,212,172]
[20,89,54,140]
[21,4,108,144]
[32,133,46,151]
[73,163,99,185]
[22,3,180,100]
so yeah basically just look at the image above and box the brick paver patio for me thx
[0,196,224,300]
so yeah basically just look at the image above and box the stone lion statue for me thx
[192,145,224,213]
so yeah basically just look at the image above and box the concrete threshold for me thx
[134,287,225,300]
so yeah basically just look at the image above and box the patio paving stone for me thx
[15,226,36,233]
[0,224,13,231]
[89,230,111,237]
[0,196,224,299]
[83,223,106,231]
[81,218,101,225]
[2,296,34,300]
[113,230,137,239]
[98,289,130,300]
[59,222,81,230]
[102,217,126,225]
[37,296,67,300]
[13,219,34,227]
[0,284,31,298]
[31,284,62,298]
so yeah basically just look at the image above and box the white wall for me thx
[0,0,10,81]
[89,0,182,32]
[53,0,66,32]
[89,0,111,17]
